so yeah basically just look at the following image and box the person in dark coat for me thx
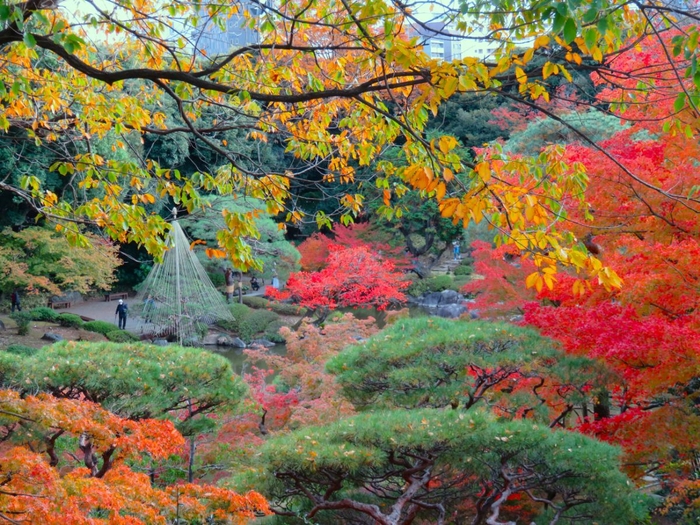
[115,299,128,329]
[10,290,21,312]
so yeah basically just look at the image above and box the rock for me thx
[41,332,64,343]
[152,339,169,346]
[202,333,223,346]
[0,319,5,331]
[435,304,467,319]
[439,290,464,304]
[420,292,443,308]
[230,337,247,348]
[50,291,83,304]
[216,336,231,346]
[249,338,276,348]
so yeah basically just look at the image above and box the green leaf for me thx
[597,16,609,34]
[582,7,598,23]
[552,12,567,34]
[563,18,577,44]
[584,28,598,50]
[23,32,36,48]
[674,92,686,113]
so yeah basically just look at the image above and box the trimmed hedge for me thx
[242,295,304,316]
[106,330,139,342]
[263,320,287,343]
[56,313,84,328]
[29,307,59,322]
[218,303,283,341]
[83,320,119,336]
[5,344,38,356]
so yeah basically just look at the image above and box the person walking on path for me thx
[115,299,128,329]
[10,290,21,312]
[453,241,461,261]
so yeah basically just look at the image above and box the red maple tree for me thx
[268,244,408,321]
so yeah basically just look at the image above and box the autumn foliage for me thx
[0,389,269,524]
[297,223,410,272]
[268,244,408,316]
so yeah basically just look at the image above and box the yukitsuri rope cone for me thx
[134,218,234,345]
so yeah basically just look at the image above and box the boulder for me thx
[152,339,169,346]
[202,333,223,346]
[50,291,83,304]
[439,289,464,304]
[0,319,5,331]
[216,336,231,346]
[41,332,64,343]
[435,304,467,319]
[249,338,276,348]
[230,337,247,348]
[419,292,443,308]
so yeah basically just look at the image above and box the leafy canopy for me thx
[3,0,690,288]
[0,340,247,420]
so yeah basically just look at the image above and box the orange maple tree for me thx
[0,389,269,524]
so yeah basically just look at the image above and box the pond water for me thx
[207,305,431,372]
[210,343,287,375]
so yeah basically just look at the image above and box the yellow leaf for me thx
[515,66,527,85]
[443,167,454,182]
[205,248,227,259]
[525,272,539,289]
[435,182,447,201]
[476,162,491,182]
[534,35,550,49]
[439,198,460,218]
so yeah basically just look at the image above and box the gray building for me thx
[409,22,463,62]
[193,1,264,56]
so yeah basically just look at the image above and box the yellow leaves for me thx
[542,62,559,80]
[439,198,460,218]
[285,210,305,224]
[515,66,527,85]
[131,194,155,205]
[475,162,491,182]
[525,268,556,292]
[534,35,550,49]
[189,239,206,250]
[438,135,458,155]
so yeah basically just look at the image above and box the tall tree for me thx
[2,0,691,287]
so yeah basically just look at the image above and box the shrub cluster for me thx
[56,313,84,328]
[106,330,139,343]
[5,344,38,356]
[218,303,284,342]
[83,320,118,336]
[407,275,458,296]
[10,312,33,336]
[28,307,59,322]
[242,295,303,315]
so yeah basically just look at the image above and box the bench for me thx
[49,301,71,309]
[104,292,128,302]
